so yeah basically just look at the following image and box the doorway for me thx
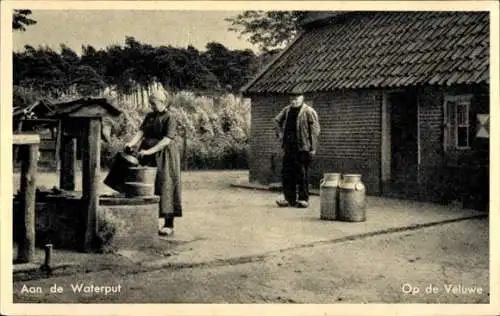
[388,90,419,197]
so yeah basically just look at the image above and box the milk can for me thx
[320,173,341,220]
[338,174,366,222]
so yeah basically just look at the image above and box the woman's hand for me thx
[125,131,144,153]
[124,143,134,153]
[137,150,152,158]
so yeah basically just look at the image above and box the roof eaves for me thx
[49,97,122,117]
[240,30,306,94]
[299,12,352,28]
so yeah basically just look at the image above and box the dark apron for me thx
[140,137,183,217]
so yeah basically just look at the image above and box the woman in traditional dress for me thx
[125,91,182,236]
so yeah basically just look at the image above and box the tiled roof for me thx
[243,11,489,93]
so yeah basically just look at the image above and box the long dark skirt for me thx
[155,141,183,217]
[139,139,183,218]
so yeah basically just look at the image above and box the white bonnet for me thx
[149,90,168,104]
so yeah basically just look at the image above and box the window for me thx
[444,95,472,150]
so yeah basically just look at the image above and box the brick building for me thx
[241,11,489,210]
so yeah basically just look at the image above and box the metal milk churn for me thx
[320,173,341,220]
[338,174,366,222]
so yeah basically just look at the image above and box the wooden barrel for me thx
[124,182,155,197]
[126,166,157,183]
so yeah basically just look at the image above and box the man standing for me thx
[273,92,320,208]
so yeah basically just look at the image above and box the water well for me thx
[13,98,160,255]
[14,192,159,251]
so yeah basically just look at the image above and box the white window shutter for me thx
[443,100,454,152]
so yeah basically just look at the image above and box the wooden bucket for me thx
[103,152,139,193]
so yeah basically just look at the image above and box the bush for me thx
[95,211,126,253]
[101,89,250,170]
[101,93,148,168]
[14,85,251,171]
[174,91,250,170]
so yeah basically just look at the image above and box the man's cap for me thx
[289,85,305,96]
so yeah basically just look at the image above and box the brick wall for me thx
[247,90,382,194]
[248,94,289,185]
[248,84,488,210]
[312,90,382,193]
[417,84,489,208]
[100,203,158,250]
[418,86,447,202]
[419,86,444,166]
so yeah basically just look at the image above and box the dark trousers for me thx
[282,150,311,203]
[164,215,174,228]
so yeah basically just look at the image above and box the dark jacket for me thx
[273,103,320,152]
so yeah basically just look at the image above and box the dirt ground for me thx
[13,218,488,304]
[11,170,489,304]
[12,169,245,194]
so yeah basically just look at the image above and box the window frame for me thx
[443,94,472,151]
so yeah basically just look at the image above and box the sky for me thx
[13,10,257,54]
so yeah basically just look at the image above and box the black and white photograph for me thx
[1,0,498,314]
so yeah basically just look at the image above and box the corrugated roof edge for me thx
[298,11,351,28]
[240,30,306,94]
[51,97,122,117]
[13,99,54,117]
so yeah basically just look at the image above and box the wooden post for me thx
[13,134,40,263]
[380,92,391,195]
[183,127,188,171]
[416,93,422,200]
[60,134,77,191]
[13,120,24,167]
[81,118,101,252]
[55,120,62,171]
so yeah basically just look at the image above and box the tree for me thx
[81,45,107,77]
[202,42,232,87]
[183,45,220,91]
[72,65,105,97]
[13,9,37,31]
[59,44,80,93]
[225,11,308,52]
[14,45,69,97]
[13,36,261,98]
[202,42,257,92]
